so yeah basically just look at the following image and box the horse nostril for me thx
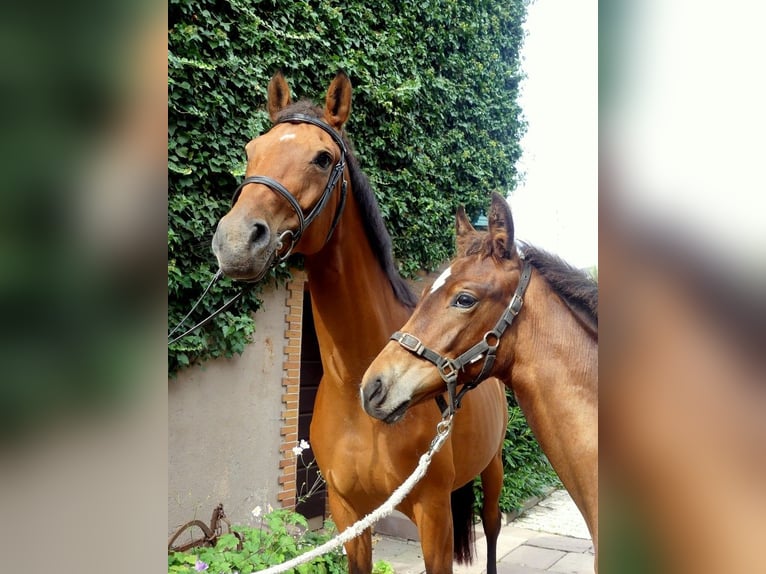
[249,221,270,249]
[362,377,385,408]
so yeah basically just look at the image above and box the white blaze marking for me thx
[279,133,296,142]
[429,266,452,294]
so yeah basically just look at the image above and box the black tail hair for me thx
[451,481,477,564]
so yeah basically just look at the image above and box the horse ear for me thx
[267,72,292,122]
[488,192,515,260]
[455,206,475,256]
[324,71,352,129]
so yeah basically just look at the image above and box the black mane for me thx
[275,101,417,309]
[521,243,598,324]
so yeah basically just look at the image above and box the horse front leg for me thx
[326,486,373,574]
[412,494,454,574]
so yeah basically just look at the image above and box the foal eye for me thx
[452,293,478,309]
[313,151,333,169]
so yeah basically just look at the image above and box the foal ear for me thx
[267,72,292,122]
[455,206,475,256]
[324,71,352,129]
[488,192,515,260]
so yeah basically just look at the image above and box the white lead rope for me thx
[256,415,454,574]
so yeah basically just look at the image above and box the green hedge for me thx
[169,0,528,373]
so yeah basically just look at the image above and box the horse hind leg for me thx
[479,453,504,574]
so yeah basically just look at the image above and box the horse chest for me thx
[311,409,424,497]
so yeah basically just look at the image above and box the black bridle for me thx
[390,258,533,417]
[230,113,348,263]
[169,114,348,345]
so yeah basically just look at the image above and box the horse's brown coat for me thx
[362,193,598,570]
[212,73,508,574]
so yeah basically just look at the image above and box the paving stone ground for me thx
[372,489,594,574]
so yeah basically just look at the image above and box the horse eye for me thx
[452,293,478,309]
[313,151,333,169]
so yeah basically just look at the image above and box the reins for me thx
[391,258,533,416]
[168,273,251,346]
[168,114,348,345]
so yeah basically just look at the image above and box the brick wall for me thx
[277,269,307,508]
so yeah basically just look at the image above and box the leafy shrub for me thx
[168,508,347,574]
[168,0,528,374]
[372,560,395,574]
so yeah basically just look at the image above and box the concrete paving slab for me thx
[511,490,590,539]
[499,545,565,569]
[495,564,549,574]
[373,536,424,574]
[547,551,596,573]
[525,534,593,554]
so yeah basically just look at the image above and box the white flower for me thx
[299,439,310,450]
[292,445,303,456]
[251,505,262,518]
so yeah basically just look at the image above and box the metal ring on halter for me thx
[483,331,500,351]
[276,229,296,261]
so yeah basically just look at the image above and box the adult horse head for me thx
[212,72,351,281]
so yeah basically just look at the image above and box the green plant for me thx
[168,508,347,574]
[474,389,562,515]
[168,0,528,374]
[372,560,395,574]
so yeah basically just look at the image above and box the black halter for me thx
[230,113,348,263]
[391,258,533,417]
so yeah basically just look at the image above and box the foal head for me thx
[212,72,352,281]
[361,192,525,423]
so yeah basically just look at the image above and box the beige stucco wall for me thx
[168,283,287,535]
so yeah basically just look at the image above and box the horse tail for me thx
[451,481,476,564]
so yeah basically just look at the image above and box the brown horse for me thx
[211,72,508,574]
[361,192,599,567]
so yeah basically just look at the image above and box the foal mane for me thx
[521,244,598,326]
[275,101,417,309]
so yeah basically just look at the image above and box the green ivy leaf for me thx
[169,0,528,377]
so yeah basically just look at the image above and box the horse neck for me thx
[505,272,599,539]
[304,191,412,394]
[508,271,598,406]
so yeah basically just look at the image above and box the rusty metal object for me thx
[168,503,244,553]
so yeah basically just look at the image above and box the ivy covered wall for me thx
[169,0,528,372]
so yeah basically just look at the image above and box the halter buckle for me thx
[398,333,424,355]
[509,293,524,316]
[438,359,459,384]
